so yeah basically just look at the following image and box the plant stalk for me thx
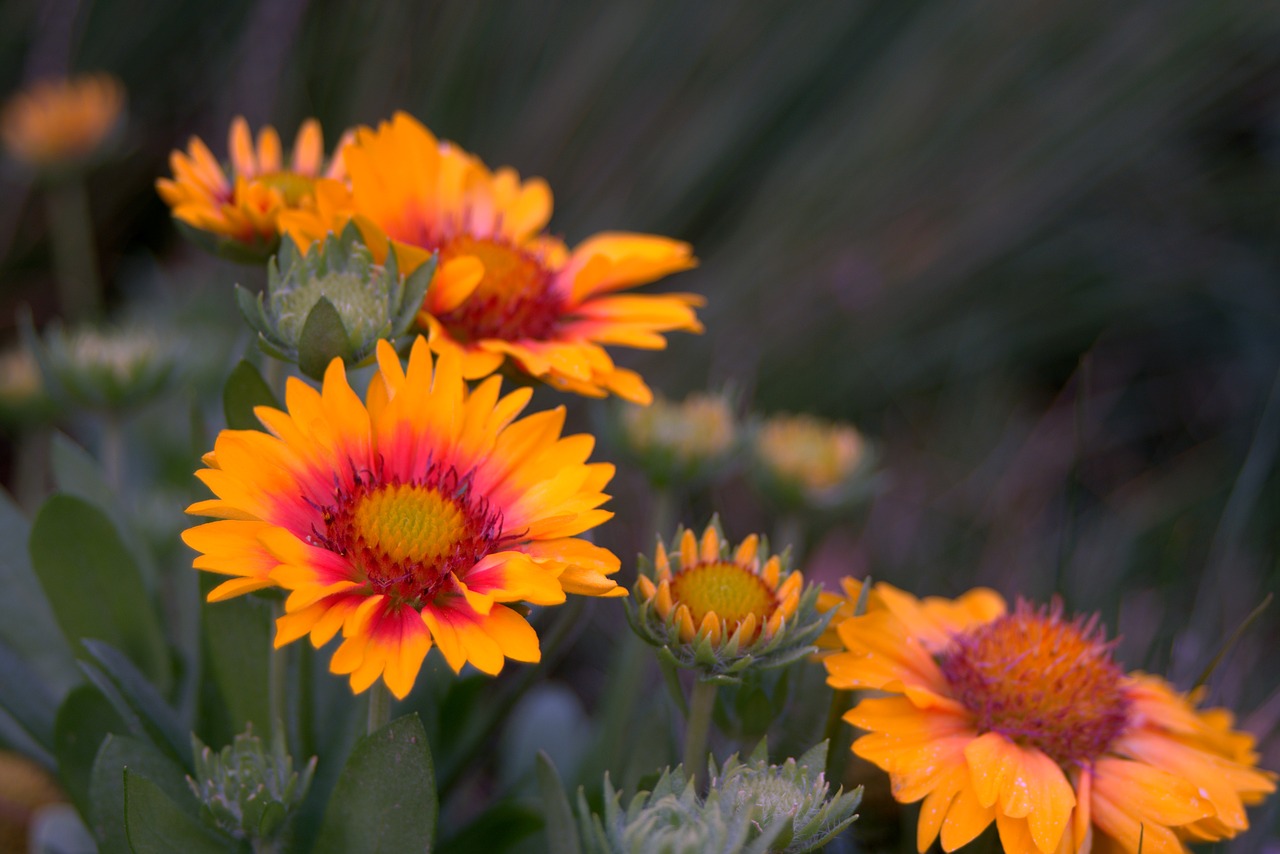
[683,679,718,789]
[366,679,392,735]
[45,180,103,322]
[268,599,288,745]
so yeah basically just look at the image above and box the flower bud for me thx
[237,222,434,379]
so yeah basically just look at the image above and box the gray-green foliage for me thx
[236,221,435,379]
[187,725,316,845]
[578,741,860,854]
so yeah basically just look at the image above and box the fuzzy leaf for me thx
[536,752,582,854]
[313,714,437,854]
[29,495,170,691]
[297,297,351,380]
[124,770,237,854]
[222,360,280,431]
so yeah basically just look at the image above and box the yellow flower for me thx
[0,73,124,171]
[156,117,350,259]
[629,521,825,678]
[183,336,625,699]
[751,413,872,510]
[824,583,1276,854]
[617,392,737,487]
[281,112,702,403]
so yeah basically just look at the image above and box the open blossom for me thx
[1,73,124,171]
[824,582,1275,854]
[184,336,625,698]
[157,116,351,259]
[281,112,702,402]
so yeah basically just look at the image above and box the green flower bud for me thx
[579,742,860,854]
[25,317,174,411]
[748,413,878,514]
[187,725,316,845]
[236,221,435,380]
[611,391,738,488]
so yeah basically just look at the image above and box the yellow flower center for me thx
[669,561,777,629]
[351,484,467,566]
[316,470,505,604]
[938,600,1131,765]
[257,171,315,206]
[436,235,564,342]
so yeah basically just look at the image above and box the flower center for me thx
[669,561,777,630]
[311,465,506,605]
[938,600,1131,765]
[257,171,315,206]
[434,235,564,342]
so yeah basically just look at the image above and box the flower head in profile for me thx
[824,582,1276,854]
[1,73,124,175]
[281,112,702,402]
[615,391,737,488]
[750,413,875,512]
[183,336,625,698]
[628,520,826,680]
[157,117,351,261]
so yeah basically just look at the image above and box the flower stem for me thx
[101,410,123,492]
[268,599,287,745]
[366,680,392,735]
[683,679,717,789]
[823,688,853,784]
[44,179,102,322]
[651,487,677,541]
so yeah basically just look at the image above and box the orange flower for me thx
[183,336,624,699]
[1,73,123,170]
[281,112,702,403]
[157,117,350,259]
[824,583,1275,854]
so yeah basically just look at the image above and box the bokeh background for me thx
[2,1,1279,850]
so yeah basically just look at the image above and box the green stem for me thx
[683,679,717,789]
[12,428,50,512]
[268,599,288,744]
[366,680,392,735]
[823,688,854,785]
[262,356,287,400]
[101,410,124,492]
[651,487,678,542]
[773,512,805,561]
[45,180,102,322]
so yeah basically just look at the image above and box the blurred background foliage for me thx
[2,0,1279,849]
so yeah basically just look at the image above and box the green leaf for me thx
[49,433,157,588]
[0,492,79,697]
[123,769,237,854]
[297,297,350,380]
[0,641,57,752]
[90,734,192,854]
[199,573,271,734]
[54,684,127,819]
[395,251,437,334]
[313,714,437,854]
[233,284,268,336]
[29,494,171,692]
[81,640,190,768]
[536,752,581,854]
[222,360,280,431]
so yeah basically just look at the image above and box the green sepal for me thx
[297,297,351,380]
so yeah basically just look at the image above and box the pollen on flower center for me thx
[313,465,506,603]
[257,171,315,206]
[351,484,466,564]
[670,561,778,628]
[435,234,564,342]
[938,599,1131,765]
